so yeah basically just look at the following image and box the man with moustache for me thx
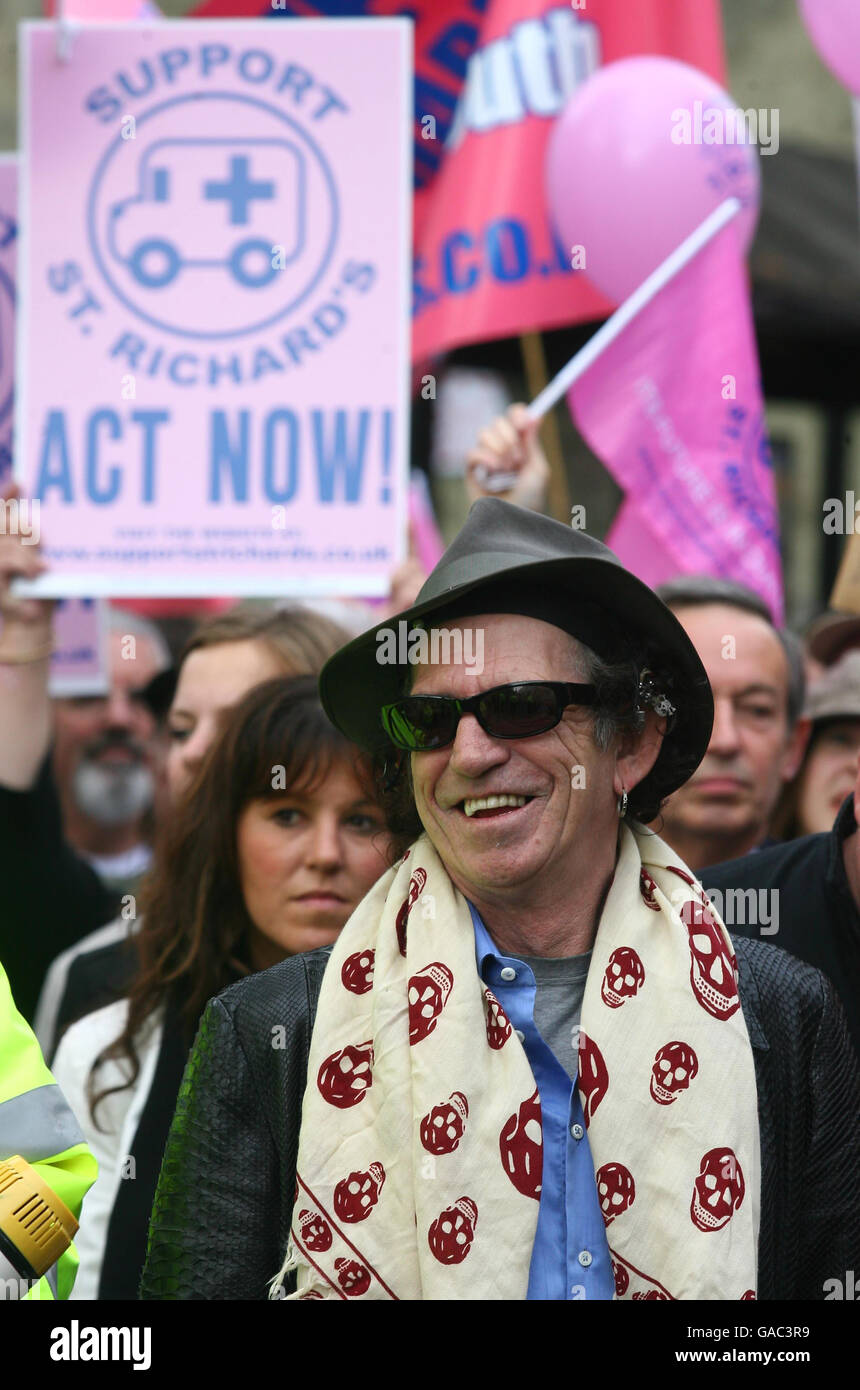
[141,500,860,1302]
[654,576,809,870]
[48,608,169,896]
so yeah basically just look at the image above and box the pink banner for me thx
[412,0,725,360]
[602,497,679,592]
[569,226,784,623]
[17,20,411,598]
[0,157,15,485]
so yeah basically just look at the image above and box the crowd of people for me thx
[2,407,859,1301]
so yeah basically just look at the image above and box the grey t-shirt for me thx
[520,951,592,1084]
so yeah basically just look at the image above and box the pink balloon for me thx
[545,57,760,304]
[798,0,860,96]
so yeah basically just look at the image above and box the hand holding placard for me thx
[0,482,53,657]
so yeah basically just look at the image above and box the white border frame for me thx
[15,17,413,598]
[0,151,17,450]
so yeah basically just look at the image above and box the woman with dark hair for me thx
[50,676,397,1299]
[34,602,352,1056]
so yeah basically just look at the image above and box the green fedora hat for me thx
[319,498,714,800]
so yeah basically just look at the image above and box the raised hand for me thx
[465,403,551,514]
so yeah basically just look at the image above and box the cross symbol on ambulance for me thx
[204,155,275,225]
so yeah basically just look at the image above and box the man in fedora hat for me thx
[141,500,860,1302]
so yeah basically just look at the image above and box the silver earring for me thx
[617,789,628,819]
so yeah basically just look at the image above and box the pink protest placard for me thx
[570,228,784,624]
[17,20,411,596]
[0,156,15,485]
[49,597,109,695]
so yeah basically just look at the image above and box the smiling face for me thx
[407,613,639,910]
[236,759,393,971]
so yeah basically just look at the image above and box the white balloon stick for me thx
[525,195,743,423]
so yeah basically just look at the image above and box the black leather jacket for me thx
[139,936,860,1301]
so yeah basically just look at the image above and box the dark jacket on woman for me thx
[139,936,860,1301]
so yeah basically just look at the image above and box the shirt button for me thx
[500,966,517,982]
[570,1123,584,1141]
[578,1250,593,1268]
[515,1029,525,1042]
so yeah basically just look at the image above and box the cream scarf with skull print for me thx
[274,823,760,1301]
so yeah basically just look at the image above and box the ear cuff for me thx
[637,669,677,723]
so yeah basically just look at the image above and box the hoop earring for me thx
[617,788,628,819]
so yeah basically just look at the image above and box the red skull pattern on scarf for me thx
[690,1148,745,1232]
[577,1032,609,1127]
[408,962,454,1045]
[297,1209,332,1252]
[600,947,646,1008]
[333,1163,386,1223]
[428,1197,479,1265]
[484,987,512,1049]
[596,1163,636,1226]
[341,949,375,995]
[396,868,427,957]
[650,1041,699,1105]
[666,866,741,1021]
[282,829,758,1300]
[420,1092,470,1155]
[335,1257,371,1296]
[317,1040,374,1109]
[499,1088,543,1200]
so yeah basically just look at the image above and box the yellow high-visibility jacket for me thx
[0,959,97,1299]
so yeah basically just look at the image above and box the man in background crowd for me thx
[770,652,860,840]
[49,608,169,898]
[655,576,809,870]
[0,483,169,1016]
[806,610,860,675]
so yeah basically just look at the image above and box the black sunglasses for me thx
[380,680,597,752]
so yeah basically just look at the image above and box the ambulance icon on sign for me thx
[107,138,306,290]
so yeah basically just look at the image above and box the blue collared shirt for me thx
[468,901,614,1301]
